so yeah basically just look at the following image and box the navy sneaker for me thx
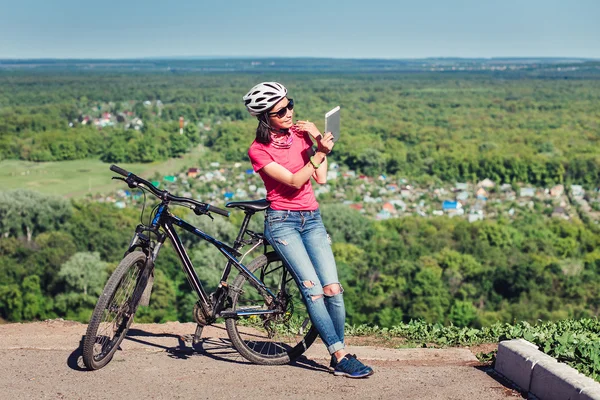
[329,354,361,370]
[329,355,337,370]
[331,354,374,378]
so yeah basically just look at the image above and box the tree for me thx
[409,259,450,323]
[0,190,71,242]
[66,202,138,262]
[169,131,190,157]
[0,284,23,321]
[100,135,127,163]
[136,269,177,323]
[59,252,108,296]
[33,231,77,290]
[448,300,478,327]
[184,123,201,145]
[321,204,375,245]
[21,275,47,320]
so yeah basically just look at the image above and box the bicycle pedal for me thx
[192,324,204,346]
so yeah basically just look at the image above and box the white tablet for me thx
[325,106,341,142]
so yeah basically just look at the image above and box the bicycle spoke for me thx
[226,252,317,364]
[88,259,143,362]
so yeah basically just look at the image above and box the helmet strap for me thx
[259,118,289,134]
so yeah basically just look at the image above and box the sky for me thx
[0,0,598,59]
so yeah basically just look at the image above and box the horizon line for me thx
[1,55,599,62]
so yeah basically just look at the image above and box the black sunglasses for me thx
[268,98,294,118]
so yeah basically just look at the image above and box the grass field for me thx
[0,146,205,198]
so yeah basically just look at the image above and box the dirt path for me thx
[0,320,521,400]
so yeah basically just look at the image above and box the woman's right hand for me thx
[295,120,322,141]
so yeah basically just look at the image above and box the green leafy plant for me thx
[346,318,600,382]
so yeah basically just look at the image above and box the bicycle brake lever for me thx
[113,176,136,188]
[193,204,214,220]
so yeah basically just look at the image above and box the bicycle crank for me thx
[193,302,213,326]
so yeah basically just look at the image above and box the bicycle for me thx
[82,165,318,370]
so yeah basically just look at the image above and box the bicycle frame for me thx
[133,202,280,319]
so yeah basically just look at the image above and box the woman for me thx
[244,82,374,378]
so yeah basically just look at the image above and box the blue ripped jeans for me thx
[264,208,346,355]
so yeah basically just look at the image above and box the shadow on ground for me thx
[68,327,328,374]
[67,337,87,372]
[475,365,527,399]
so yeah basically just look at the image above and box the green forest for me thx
[0,63,599,328]
[0,190,599,328]
[1,67,599,185]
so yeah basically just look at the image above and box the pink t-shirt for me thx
[248,126,319,211]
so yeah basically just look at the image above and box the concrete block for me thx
[530,359,598,400]
[579,383,600,400]
[513,338,539,349]
[495,339,555,392]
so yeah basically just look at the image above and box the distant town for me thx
[99,161,600,224]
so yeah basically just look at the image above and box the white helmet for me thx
[243,82,288,116]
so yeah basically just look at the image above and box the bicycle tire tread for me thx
[225,252,318,365]
[82,251,148,370]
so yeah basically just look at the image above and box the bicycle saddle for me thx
[225,199,270,212]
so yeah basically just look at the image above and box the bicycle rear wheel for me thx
[225,252,318,365]
[82,251,150,370]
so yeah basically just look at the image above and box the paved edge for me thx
[494,339,600,400]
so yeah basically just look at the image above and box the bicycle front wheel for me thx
[225,252,318,365]
[82,251,150,370]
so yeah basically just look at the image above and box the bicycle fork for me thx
[126,225,166,308]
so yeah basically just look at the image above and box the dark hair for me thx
[255,113,271,144]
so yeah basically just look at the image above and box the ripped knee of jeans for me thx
[302,280,315,289]
[323,283,344,297]
[275,238,288,246]
[302,280,324,302]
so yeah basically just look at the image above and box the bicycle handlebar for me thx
[110,164,230,218]
[110,164,129,177]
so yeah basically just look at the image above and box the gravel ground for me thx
[0,320,522,400]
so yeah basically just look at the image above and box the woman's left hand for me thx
[317,132,335,154]
[295,120,323,141]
